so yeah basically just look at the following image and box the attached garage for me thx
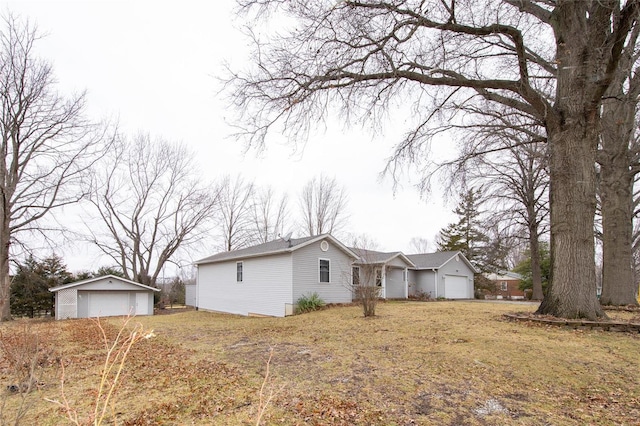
[407,251,477,299]
[50,275,160,320]
[444,275,472,299]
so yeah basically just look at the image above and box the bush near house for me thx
[295,292,325,313]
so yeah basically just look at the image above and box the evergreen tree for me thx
[96,266,125,277]
[514,242,551,296]
[10,254,73,318]
[436,189,489,270]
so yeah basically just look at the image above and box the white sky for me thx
[5,0,457,274]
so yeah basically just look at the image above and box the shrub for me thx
[354,285,381,317]
[296,292,325,313]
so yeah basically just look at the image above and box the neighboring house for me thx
[485,271,525,299]
[195,234,359,317]
[406,251,477,299]
[195,235,477,317]
[49,275,160,320]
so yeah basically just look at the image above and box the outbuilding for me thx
[49,275,160,320]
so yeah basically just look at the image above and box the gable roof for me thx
[195,234,359,265]
[406,251,478,273]
[486,270,523,281]
[49,275,161,292]
[350,248,416,267]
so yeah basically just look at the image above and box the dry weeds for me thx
[0,301,638,425]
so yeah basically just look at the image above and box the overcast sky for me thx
[5,0,458,273]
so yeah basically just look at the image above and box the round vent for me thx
[320,241,329,252]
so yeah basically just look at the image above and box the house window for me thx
[352,266,360,285]
[237,262,243,282]
[500,281,507,291]
[319,259,330,283]
[375,268,382,287]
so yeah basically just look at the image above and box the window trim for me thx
[500,281,507,291]
[236,261,243,283]
[319,258,330,283]
[375,268,382,287]
[352,266,360,285]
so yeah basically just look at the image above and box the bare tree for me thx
[453,119,549,299]
[229,1,640,319]
[299,174,349,236]
[349,247,383,317]
[0,14,105,321]
[87,134,221,288]
[250,186,289,244]
[219,175,255,251]
[408,237,431,254]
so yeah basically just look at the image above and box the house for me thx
[195,234,359,317]
[485,271,525,299]
[49,275,160,320]
[406,251,477,299]
[195,234,477,317]
[350,248,415,299]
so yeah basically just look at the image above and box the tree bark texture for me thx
[537,1,616,319]
[599,84,638,306]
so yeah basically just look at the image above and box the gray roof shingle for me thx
[350,248,415,267]
[405,251,461,269]
[195,236,317,264]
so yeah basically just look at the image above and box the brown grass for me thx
[1,301,639,425]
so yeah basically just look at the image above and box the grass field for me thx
[1,301,639,425]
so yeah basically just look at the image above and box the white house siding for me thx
[74,280,145,291]
[386,257,409,268]
[409,270,437,298]
[197,253,293,317]
[291,240,354,304]
[185,284,196,306]
[385,268,406,298]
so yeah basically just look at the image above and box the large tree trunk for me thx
[599,65,639,306]
[538,119,604,319]
[537,2,607,320]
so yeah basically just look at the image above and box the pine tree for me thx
[436,189,489,271]
[10,255,73,318]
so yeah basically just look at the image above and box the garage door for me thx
[444,275,470,299]
[88,292,131,317]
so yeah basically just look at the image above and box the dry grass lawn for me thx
[1,301,639,425]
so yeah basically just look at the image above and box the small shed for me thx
[49,275,160,320]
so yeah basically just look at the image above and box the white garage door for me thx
[444,275,470,299]
[88,292,131,317]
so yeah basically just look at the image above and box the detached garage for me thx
[49,275,160,320]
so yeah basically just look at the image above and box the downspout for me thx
[195,264,199,310]
[381,265,386,299]
[404,267,408,298]
[433,268,438,298]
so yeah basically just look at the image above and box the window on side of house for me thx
[237,262,243,282]
[500,281,507,291]
[375,268,382,287]
[352,266,360,285]
[319,259,330,283]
